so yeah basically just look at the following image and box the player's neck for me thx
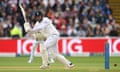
[38,17,43,23]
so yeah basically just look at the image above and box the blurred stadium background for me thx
[0,0,120,72]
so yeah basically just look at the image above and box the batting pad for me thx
[40,44,49,65]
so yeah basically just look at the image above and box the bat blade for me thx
[19,4,27,22]
[18,2,31,32]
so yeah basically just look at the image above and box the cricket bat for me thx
[18,1,31,32]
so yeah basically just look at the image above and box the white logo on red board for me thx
[112,39,120,53]
[17,39,40,55]
[67,39,83,54]
[59,39,83,54]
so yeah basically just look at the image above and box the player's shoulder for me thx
[43,17,51,21]
[42,17,52,24]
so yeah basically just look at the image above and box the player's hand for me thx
[24,22,32,32]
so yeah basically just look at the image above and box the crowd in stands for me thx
[0,0,119,39]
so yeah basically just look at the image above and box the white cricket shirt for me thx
[32,17,59,38]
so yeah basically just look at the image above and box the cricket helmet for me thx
[35,11,43,17]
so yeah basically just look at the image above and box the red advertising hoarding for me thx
[0,39,17,53]
[0,37,120,56]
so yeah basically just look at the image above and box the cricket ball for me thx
[114,64,117,67]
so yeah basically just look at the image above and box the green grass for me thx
[0,56,120,72]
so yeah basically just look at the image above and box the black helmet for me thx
[35,11,43,17]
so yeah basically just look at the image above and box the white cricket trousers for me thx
[44,34,71,66]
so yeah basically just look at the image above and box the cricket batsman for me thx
[25,11,74,69]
